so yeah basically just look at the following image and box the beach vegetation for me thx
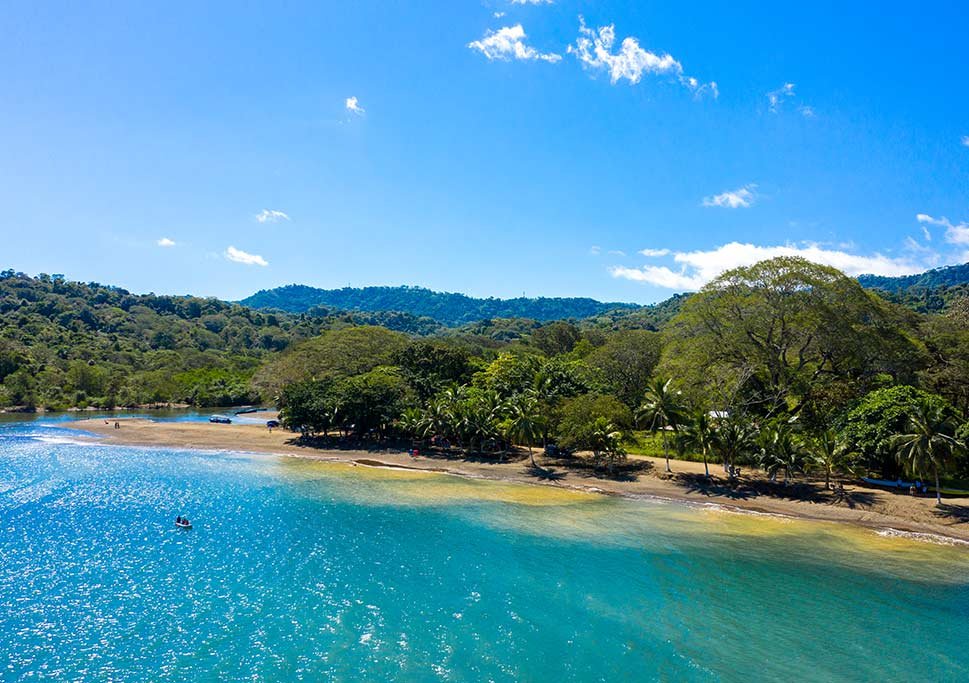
[890,399,966,505]
[2,260,968,490]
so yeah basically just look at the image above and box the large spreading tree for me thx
[660,257,926,422]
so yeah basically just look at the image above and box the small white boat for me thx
[209,415,232,424]
[175,519,192,529]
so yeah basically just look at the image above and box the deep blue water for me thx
[1,421,968,681]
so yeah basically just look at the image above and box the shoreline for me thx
[70,418,969,545]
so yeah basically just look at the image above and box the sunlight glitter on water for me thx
[2,424,968,681]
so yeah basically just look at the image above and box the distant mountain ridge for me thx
[240,285,640,326]
[857,262,969,292]
[240,263,969,326]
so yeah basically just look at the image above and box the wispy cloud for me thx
[767,83,795,112]
[255,209,290,224]
[639,248,670,257]
[702,185,756,209]
[468,24,562,62]
[493,11,506,18]
[511,0,554,4]
[156,237,176,247]
[589,245,601,255]
[568,18,716,97]
[345,96,365,115]
[766,82,814,116]
[961,135,969,147]
[611,241,929,290]
[225,246,268,267]
[918,213,969,245]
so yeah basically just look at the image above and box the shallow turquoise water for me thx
[1,422,968,681]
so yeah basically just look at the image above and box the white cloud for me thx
[589,245,601,255]
[961,135,969,147]
[702,185,756,209]
[156,237,176,247]
[610,264,701,290]
[468,24,562,62]
[902,237,939,267]
[345,96,365,114]
[568,18,716,96]
[511,0,554,4]
[640,248,670,257]
[918,213,969,245]
[493,11,505,18]
[225,246,268,267]
[767,83,795,112]
[798,105,816,118]
[256,209,290,224]
[611,241,929,290]
[608,249,626,256]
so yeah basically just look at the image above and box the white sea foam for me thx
[32,435,102,447]
[874,527,969,547]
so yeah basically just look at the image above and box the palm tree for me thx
[682,409,715,477]
[504,393,545,468]
[589,418,627,475]
[712,417,754,477]
[890,400,964,506]
[804,429,854,489]
[398,407,428,439]
[637,377,687,473]
[757,421,805,484]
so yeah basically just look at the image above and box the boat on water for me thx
[175,520,192,529]
[209,415,232,424]
[234,407,261,415]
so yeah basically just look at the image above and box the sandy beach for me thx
[76,417,969,543]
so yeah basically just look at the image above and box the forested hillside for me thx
[243,264,969,322]
[0,271,437,409]
[858,262,969,292]
[856,263,969,314]
[240,284,641,325]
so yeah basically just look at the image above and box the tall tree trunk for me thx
[702,451,709,478]
[662,433,671,473]
[528,444,536,469]
[934,466,942,506]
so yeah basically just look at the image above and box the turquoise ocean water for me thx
[1,420,968,681]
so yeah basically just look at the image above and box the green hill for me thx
[0,272,435,409]
[857,263,969,314]
[240,285,640,326]
[857,262,969,292]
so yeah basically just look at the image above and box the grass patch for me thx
[623,431,709,464]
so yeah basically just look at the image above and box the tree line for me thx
[3,259,969,496]
[272,259,969,497]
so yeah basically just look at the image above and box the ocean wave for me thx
[31,435,103,447]
[874,527,969,547]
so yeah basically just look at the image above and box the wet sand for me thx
[75,418,969,543]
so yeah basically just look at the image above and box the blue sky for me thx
[1,1,967,304]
